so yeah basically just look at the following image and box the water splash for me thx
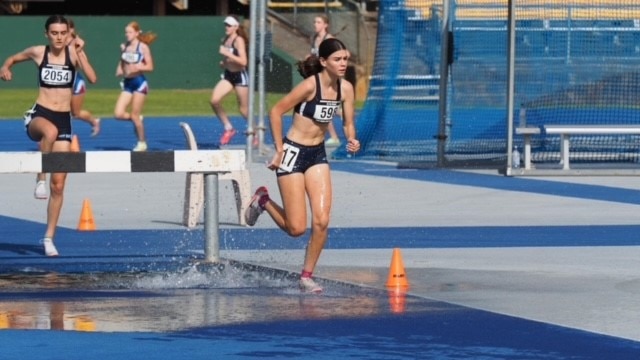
[0,261,298,291]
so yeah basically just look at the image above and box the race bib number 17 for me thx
[279,142,300,173]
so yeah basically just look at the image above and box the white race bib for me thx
[313,101,340,123]
[121,52,141,63]
[279,142,300,173]
[40,67,72,86]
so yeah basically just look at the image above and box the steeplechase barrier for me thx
[0,150,247,263]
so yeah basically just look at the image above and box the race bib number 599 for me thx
[313,101,340,123]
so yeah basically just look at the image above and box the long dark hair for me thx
[297,38,348,78]
[44,15,69,31]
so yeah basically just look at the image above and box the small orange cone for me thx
[386,248,410,289]
[77,198,96,231]
[70,134,80,152]
[74,315,96,332]
[0,312,9,329]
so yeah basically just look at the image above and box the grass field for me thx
[0,89,365,119]
[0,89,287,119]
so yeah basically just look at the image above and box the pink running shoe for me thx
[245,186,269,226]
[220,129,237,145]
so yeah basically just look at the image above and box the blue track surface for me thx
[3,305,640,360]
[1,117,639,359]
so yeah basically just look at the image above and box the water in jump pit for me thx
[0,261,428,333]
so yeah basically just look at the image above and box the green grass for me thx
[0,89,365,119]
[0,89,281,119]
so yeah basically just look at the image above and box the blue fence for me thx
[338,0,640,165]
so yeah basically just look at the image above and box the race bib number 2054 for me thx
[41,67,72,86]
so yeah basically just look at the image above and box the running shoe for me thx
[300,277,323,294]
[34,180,48,200]
[220,129,237,145]
[245,186,269,226]
[23,108,35,126]
[133,141,147,152]
[91,118,101,137]
[42,238,59,257]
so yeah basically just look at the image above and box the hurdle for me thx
[0,150,246,263]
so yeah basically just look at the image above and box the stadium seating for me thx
[267,0,343,9]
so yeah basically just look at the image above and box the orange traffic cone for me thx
[0,311,9,329]
[386,248,410,289]
[74,315,96,332]
[70,134,80,152]
[77,198,96,231]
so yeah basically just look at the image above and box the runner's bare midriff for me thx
[36,87,72,112]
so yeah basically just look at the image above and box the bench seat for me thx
[544,125,640,170]
[515,126,541,170]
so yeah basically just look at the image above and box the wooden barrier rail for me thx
[0,150,246,263]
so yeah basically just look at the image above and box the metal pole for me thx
[203,173,219,262]
[258,0,266,151]
[506,0,516,175]
[437,0,450,167]
[566,7,572,65]
[247,0,258,163]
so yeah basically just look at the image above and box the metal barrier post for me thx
[204,173,220,263]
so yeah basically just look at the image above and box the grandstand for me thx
[404,0,640,22]
[334,0,640,168]
[267,0,344,8]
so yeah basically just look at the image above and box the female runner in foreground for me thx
[244,38,360,293]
